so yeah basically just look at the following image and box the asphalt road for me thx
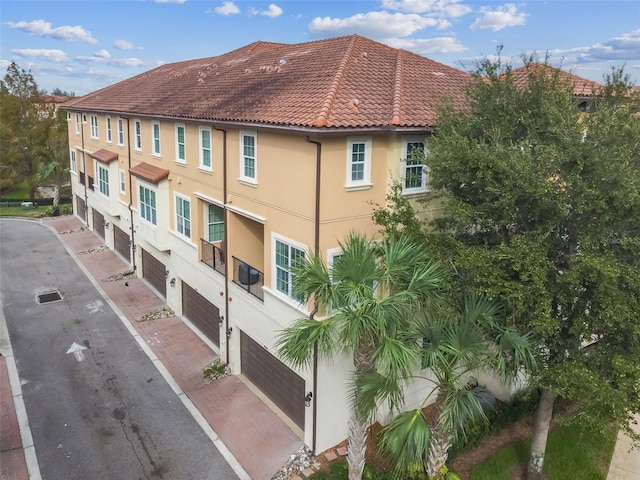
[0,218,239,480]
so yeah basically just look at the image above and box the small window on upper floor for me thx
[346,137,372,190]
[90,115,99,139]
[402,138,428,194]
[152,122,161,157]
[175,124,186,164]
[117,117,125,146]
[134,119,142,151]
[106,116,112,143]
[200,127,212,171]
[239,131,257,184]
[70,149,77,173]
[75,113,80,134]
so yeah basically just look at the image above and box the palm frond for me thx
[374,335,419,379]
[439,386,491,442]
[352,371,407,418]
[275,317,336,368]
[378,409,432,477]
[491,327,537,380]
[291,254,334,307]
[459,293,500,325]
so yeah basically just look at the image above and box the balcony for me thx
[200,238,225,276]
[232,256,264,301]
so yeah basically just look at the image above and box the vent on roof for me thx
[279,59,286,65]
[36,291,62,304]
[432,72,446,77]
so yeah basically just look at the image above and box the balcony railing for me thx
[232,256,264,301]
[200,238,225,276]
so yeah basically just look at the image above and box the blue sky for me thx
[1,0,639,96]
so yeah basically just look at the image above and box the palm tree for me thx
[372,294,537,479]
[276,232,445,480]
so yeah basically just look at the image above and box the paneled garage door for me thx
[75,195,86,223]
[240,330,305,429]
[142,249,166,298]
[182,282,220,346]
[113,225,131,263]
[92,208,105,239]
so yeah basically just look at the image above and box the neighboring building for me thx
[61,34,474,452]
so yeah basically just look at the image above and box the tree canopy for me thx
[376,55,640,479]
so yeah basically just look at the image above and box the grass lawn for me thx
[470,423,617,480]
[1,182,30,199]
[0,206,49,218]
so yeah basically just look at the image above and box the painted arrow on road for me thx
[66,342,87,362]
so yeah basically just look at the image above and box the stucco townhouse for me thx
[61,34,476,453]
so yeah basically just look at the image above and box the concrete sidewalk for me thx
[1,215,302,480]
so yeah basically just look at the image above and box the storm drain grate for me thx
[36,291,62,304]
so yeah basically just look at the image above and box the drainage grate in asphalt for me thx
[36,291,62,304]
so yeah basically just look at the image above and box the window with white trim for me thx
[200,127,212,170]
[66,112,71,121]
[402,139,428,193]
[82,114,87,124]
[106,116,112,143]
[152,122,161,156]
[75,113,80,134]
[346,137,372,188]
[119,170,126,194]
[175,124,186,163]
[70,149,77,173]
[139,185,157,225]
[134,119,142,151]
[240,131,257,183]
[117,117,124,146]
[274,237,305,301]
[175,195,191,239]
[97,164,109,197]
[207,203,224,242]
[90,115,99,139]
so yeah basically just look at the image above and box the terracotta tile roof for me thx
[509,63,603,97]
[63,35,472,129]
[129,162,170,184]
[90,148,118,163]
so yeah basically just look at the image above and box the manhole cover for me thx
[36,291,62,304]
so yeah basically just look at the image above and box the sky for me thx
[1,0,639,96]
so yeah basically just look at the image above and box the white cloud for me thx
[94,49,111,59]
[470,4,527,32]
[261,4,283,18]
[576,29,640,62]
[213,1,240,15]
[381,0,472,18]
[386,36,467,54]
[75,54,144,67]
[11,48,69,63]
[309,11,441,39]
[5,19,98,44]
[113,39,138,50]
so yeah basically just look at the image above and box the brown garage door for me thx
[142,249,166,298]
[113,225,131,263]
[182,282,220,346]
[75,195,86,223]
[240,330,305,429]
[92,208,105,239]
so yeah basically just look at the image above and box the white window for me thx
[175,195,191,239]
[90,115,99,139]
[66,112,71,121]
[240,131,257,183]
[117,117,124,146]
[134,119,142,151]
[139,185,157,225]
[200,127,212,170]
[82,113,87,124]
[70,149,77,173]
[346,137,372,189]
[207,203,224,242]
[403,139,428,193]
[175,124,186,163]
[106,116,112,143]
[119,170,126,194]
[151,122,161,156]
[274,236,305,301]
[97,164,109,197]
[75,113,80,134]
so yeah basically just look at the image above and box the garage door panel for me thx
[240,331,305,429]
[182,282,220,346]
[92,209,105,239]
[142,249,166,298]
[113,225,131,262]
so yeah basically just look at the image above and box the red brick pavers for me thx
[43,216,303,479]
[1,355,29,480]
